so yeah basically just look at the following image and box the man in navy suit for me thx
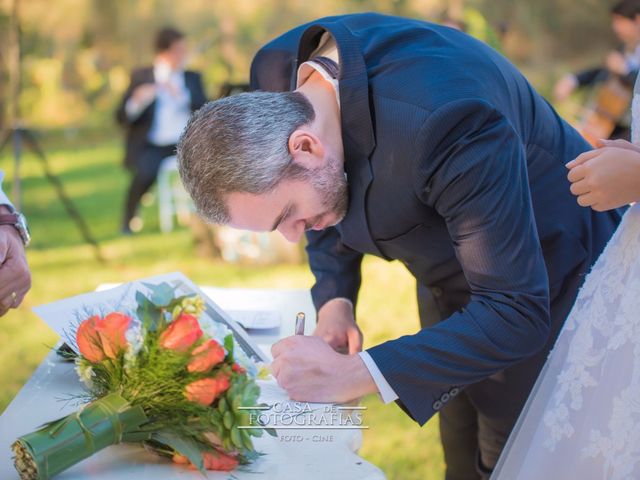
[177,14,621,478]
[116,27,207,233]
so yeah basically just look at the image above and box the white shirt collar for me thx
[296,33,340,107]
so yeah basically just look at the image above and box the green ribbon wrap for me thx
[12,393,149,480]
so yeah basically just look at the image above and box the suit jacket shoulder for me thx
[184,70,207,110]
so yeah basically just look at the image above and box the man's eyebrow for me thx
[270,203,292,232]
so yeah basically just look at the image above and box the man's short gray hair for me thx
[177,91,315,224]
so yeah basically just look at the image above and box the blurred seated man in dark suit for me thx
[116,27,207,234]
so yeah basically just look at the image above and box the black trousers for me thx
[123,143,176,228]
[416,278,580,480]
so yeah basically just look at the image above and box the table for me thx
[0,287,385,480]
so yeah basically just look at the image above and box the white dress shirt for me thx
[125,60,192,146]
[296,36,399,404]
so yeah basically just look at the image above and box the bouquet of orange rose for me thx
[12,283,269,480]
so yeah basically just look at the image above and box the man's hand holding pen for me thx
[271,335,376,403]
[270,301,375,403]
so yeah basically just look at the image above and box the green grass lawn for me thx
[0,134,444,479]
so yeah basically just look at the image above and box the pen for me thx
[295,312,305,335]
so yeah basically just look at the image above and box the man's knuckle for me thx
[280,373,292,389]
[289,390,302,401]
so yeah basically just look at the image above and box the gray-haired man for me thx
[178,13,620,479]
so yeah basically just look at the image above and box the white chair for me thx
[157,155,192,233]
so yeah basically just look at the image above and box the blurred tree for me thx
[0,0,622,131]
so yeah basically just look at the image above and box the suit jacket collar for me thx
[297,21,383,256]
[297,22,375,157]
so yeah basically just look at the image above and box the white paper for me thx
[226,310,281,329]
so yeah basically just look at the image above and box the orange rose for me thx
[185,378,219,406]
[187,340,226,373]
[202,450,239,471]
[231,363,246,374]
[172,450,238,472]
[171,454,190,465]
[159,314,202,352]
[185,373,231,406]
[95,312,131,359]
[76,315,104,363]
[214,373,231,395]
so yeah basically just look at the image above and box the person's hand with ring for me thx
[0,208,31,316]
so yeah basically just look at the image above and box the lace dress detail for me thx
[633,83,640,144]
[493,85,640,480]
[494,205,640,480]
[547,203,640,469]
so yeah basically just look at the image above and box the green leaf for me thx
[264,428,277,438]
[142,282,175,307]
[238,449,264,463]
[135,290,148,310]
[224,334,234,362]
[136,291,161,332]
[152,431,205,473]
[37,415,69,433]
[55,343,78,361]
[142,439,175,459]
[223,411,234,430]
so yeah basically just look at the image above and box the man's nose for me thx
[277,221,305,243]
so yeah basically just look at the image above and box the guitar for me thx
[577,75,632,146]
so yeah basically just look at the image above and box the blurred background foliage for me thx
[0,0,620,132]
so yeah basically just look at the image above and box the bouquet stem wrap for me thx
[11,393,149,480]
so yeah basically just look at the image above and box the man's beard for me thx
[309,153,349,226]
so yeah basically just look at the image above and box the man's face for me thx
[165,39,188,70]
[226,155,348,243]
[611,14,640,45]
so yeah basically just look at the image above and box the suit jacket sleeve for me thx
[306,228,363,312]
[188,72,208,111]
[575,67,607,86]
[575,66,639,89]
[366,99,551,425]
[115,69,154,127]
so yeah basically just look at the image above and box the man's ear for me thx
[288,129,326,169]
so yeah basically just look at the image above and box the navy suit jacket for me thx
[116,67,207,168]
[251,13,622,425]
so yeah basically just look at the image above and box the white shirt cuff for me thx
[358,350,399,404]
[125,96,153,121]
[0,171,13,207]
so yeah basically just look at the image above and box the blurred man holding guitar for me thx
[554,0,640,145]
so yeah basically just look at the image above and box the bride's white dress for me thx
[493,89,640,479]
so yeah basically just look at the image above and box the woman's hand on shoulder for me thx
[567,142,640,211]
